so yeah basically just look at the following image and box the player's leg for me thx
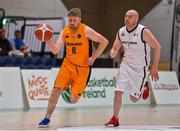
[38,88,63,127]
[70,93,80,103]
[132,81,149,101]
[128,66,149,102]
[105,63,130,127]
[105,91,122,127]
[70,65,91,103]
[136,66,149,100]
[46,88,63,117]
[129,95,140,102]
[39,62,70,127]
[128,81,143,103]
[114,91,123,118]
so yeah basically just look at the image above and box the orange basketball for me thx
[34,23,53,42]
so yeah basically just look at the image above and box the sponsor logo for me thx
[122,41,137,47]
[83,88,106,98]
[133,33,138,36]
[28,75,51,101]
[77,34,81,39]
[83,77,116,99]
[121,32,125,36]
[87,77,116,87]
[66,42,82,46]
[154,83,179,90]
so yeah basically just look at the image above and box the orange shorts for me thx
[54,60,91,97]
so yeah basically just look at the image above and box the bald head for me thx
[124,9,140,30]
[126,10,139,22]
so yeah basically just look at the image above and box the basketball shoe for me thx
[105,115,119,127]
[38,117,50,128]
[142,82,149,100]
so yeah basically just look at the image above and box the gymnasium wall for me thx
[0,0,67,17]
[141,0,175,62]
[0,0,177,64]
[0,0,178,70]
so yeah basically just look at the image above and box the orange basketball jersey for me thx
[63,23,92,66]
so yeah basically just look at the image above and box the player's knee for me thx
[115,91,123,100]
[70,95,79,104]
[70,99,78,104]
[130,95,139,103]
[115,91,123,96]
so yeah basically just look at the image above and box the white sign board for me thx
[149,71,180,104]
[0,67,24,109]
[21,68,151,109]
[21,70,54,108]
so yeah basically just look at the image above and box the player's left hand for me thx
[149,65,159,82]
[88,56,96,66]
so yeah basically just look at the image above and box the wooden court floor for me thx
[0,105,179,130]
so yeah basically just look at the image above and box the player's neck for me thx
[126,24,138,32]
[70,24,80,33]
[70,28,78,33]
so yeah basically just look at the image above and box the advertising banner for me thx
[21,68,151,108]
[21,70,54,108]
[0,67,24,109]
[149,71,180,104]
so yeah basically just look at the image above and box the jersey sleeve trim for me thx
[141,27,146,43]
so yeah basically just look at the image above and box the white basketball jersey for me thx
[118,24,151,68]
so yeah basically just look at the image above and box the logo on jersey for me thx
[121,32,125,36]
[122,41,137,47]
[66,42,82,46]
[77,34,81,39]
[134,33,138,36]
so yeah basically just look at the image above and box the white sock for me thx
[46,114,51,119]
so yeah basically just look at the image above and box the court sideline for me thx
[0,105,179,130]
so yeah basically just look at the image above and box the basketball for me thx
[62,86,71,104]
[34,23,53,42]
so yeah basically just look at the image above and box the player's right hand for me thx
[109,49,117,59]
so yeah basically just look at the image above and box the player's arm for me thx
[46,30,64,55]
[109,32,122,59]
[85,26,109,65]
[143,28,161,81]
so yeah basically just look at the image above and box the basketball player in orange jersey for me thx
[105,10,161,127]
[38,7,108,127]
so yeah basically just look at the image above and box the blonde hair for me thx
[68,8,81,17]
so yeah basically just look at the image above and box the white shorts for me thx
[115,62,148,98]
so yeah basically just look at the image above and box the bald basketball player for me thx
[38,7,108,127]
[105,9,161,127]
